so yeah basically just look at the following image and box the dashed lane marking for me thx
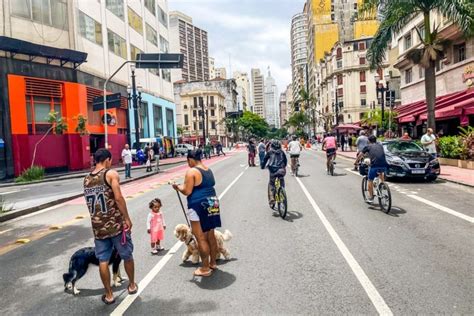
[111,166,248,316]
[296,177,393,316]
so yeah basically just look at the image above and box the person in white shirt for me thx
[121,144,133,178]
[421,128,437,158]
[287,135,303,175]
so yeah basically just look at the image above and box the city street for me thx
[0,150,472,315]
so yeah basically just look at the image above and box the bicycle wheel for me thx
[268,183,276,209]
[361,176,370,204]
[377,182,392,213]
[277,187,288,219]
[330,159,334,176]
[295,163,299,177]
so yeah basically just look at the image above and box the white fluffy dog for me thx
[174,224,232,264]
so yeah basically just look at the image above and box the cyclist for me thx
[287,135,302,175]
[362,135,389,203]
[263,140,287,208]
[322,132,337,174]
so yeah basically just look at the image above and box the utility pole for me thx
[131,66,141,149]
[200,94,206,145]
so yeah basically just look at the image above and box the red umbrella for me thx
[334,124,363,133]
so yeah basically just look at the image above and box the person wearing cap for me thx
[262,140,287,208]
[354,130,369,171]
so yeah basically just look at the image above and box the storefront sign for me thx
[0,138,4,148]
[463,64,474,87]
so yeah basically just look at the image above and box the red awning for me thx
[397,89,474,124]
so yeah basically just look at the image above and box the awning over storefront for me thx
[334,124,362,132]
[396,89,474,125]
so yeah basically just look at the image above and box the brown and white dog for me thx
[174,224,232,264]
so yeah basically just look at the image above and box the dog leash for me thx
[175,190,191,228]
[121,227,129,246]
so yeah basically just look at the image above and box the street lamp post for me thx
[334,87,340,141]
[127,65,142,150]
[199,94,207,145]
[375,73,391,136]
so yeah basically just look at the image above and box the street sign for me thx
[0,138,4,149]
[92,93,122,111]
[135,53,184,69]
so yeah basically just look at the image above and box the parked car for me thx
[176,143,194,156]
[383,140,440,181]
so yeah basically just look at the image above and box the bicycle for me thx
[327,154,336,176]
[269,177,288,219]
[360,164,392,213]
[291,156,299,177]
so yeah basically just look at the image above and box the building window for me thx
[404,32,412,50]
[106,0,124,20]
[153,104,163,136]
[27,96,62,135]
[417,24,425,42]
[12,0,68,29]
[419,66,425,79]
[359,71,366,82]
[159,35,169,53]
[359,57,366,65]
[108,30,126,58]
[405,68,412,84]
[184,114,189,126]
[139,101,149,137]
[361,99,367,107]
[146,23,158,46]
[144,0,155,16]
[193,122,197,130]
[336,47,342,59]
[358,42,365,50]
[337,88,343,96]
[337,75,343,85]
[353,42,359,51]
[130,44,142,60]
[78,11,102,45]
[210,96,215,105]
[193,110,197,117]
[193,97,198,108]
[211,121,216,129]
[360,85,366,94]
[161,69,171,82]
[166,109,174,137]
[158,5,168,27]
[337,60,343,69]
[210,109,215,117]
[453,43,466,63]
[128,7,143,34]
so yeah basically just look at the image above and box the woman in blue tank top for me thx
[173,149,221,277]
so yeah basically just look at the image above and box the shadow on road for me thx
[77,282,127,297]
[285,211,304,222]
[131,297,218,314]
[190,269,236,290]
[368,205,407,217]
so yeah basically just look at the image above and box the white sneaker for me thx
[366,197,374,204]
[151,248,158,254]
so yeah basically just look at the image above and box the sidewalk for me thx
[332,149,474,187]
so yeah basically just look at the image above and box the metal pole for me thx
[381,86,385,135]
[335,89,339,141]
[200,95,206,145]
[131,69,140,149]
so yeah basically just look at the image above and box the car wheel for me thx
[425,175,437,182]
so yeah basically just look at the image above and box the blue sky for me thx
[169,0,306,92]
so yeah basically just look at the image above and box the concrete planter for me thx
[439,157,474,169]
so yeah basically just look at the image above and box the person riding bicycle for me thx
[287,135,302,175]
[362,135,389,203]
[322,132,337,174]
[263,140,287,208]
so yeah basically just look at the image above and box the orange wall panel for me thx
[63,82,88,134]
[8,75,27,134]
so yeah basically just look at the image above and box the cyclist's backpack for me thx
[268,150,285,172]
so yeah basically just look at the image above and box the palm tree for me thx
[360,0,473,130]
[296,88,317,136]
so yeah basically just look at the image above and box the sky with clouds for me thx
[169,0,306,93]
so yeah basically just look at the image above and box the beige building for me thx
[291,12,308,102]
[318,38,389,127]
[251,68,265,118]
[233,71,251,110]
[209,56,216,79]
[393,12,474,136]
[169,10,209,82]
[215,67,227,79]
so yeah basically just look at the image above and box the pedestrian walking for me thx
[216,141,225,156]
[353,130,369,170]
[121,144,132,178]
[147,198,166,254]
[400,132,412,140]
[340,134,346,152]
[421,128,437,158]
[173,149,221,277]
[348,134,353,151]
[247,140,256,166]
[153,142,160,172]
[258,139,266,168]
[146,146,154,172]
[83,148,137,305]
[204,143,212,159]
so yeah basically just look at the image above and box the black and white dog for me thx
[63,247,123,295]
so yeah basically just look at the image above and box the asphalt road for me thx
[0,160,187,211]
[0,149,472,315]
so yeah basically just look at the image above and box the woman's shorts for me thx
[188,196,222,232]
[186,208,200,222]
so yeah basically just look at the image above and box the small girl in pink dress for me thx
[147,198,166,254]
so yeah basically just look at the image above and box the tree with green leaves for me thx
[360,0,473,130]
[237,111,269,138]
[284,111,311,136]
[361,109,398,132]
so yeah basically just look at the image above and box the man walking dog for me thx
[84,148,138,305]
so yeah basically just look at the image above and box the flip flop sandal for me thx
[128,284,138,295]
[194,269,212,277]
[101,294,115,305]
[209,265,218,270]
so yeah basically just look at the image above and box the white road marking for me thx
[0,190,22,196]
[111,167,248,315]
[346,168,361,177]
[296,177,393,316]
[407,195,474,224]
[0,228,13,235]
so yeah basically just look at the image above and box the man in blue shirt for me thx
[362,135,388,203]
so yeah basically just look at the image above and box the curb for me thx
[0,161,186,223]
